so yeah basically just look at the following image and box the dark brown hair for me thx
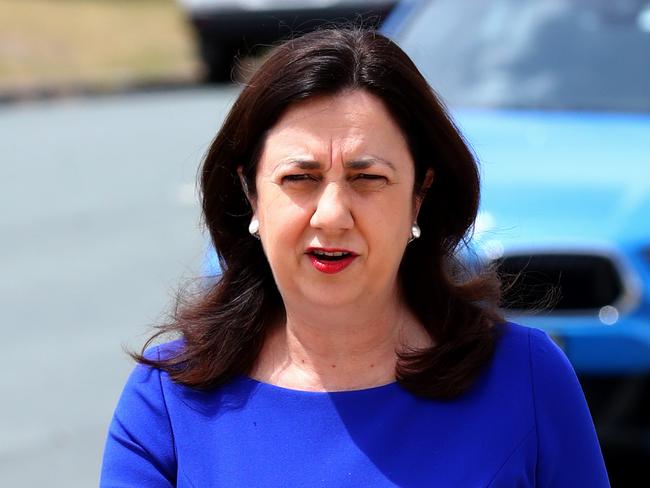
[133,27,504,399]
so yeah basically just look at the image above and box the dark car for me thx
[179,0,396,81]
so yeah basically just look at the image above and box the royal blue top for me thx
[100,322,610,487]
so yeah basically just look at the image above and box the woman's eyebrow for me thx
[273,159,321,171]
[345,158,396,172]
[274,158,396,172]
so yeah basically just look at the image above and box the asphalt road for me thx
[0,86,239,487]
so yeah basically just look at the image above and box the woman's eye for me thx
[351,174,388,187]
[281,174,318,184]
[356,174,386,180]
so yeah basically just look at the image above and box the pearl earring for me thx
[408,222,421,243]
[248,218,260,239]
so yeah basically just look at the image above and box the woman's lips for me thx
[308,253,357,274]
[305,248,358,274]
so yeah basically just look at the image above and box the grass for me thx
[0,0,201,93]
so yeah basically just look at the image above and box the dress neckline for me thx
[239,375,401,396]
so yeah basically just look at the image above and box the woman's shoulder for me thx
[115,338,187,409]
[499,321,587,413]
[491,324,609,484]
[113,338,190,421]
[142,336,186,362]
[478,321,580,405]
[493,321,573,374]
[101,339,184,485]
[494,320,550,344]
[488,321,596,438]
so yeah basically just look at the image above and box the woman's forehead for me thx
[268,90,398,135]
[258,91,412,172]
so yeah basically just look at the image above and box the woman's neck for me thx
[250,298,432,392]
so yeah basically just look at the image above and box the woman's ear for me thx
[237,166,257,212]
[414,168,434,219]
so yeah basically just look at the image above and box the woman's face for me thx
[251,90,425,310]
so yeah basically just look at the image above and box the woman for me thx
[100,28,609,486]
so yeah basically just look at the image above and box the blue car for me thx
[383,0,650,472]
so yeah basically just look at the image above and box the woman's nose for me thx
[309,182,354,232]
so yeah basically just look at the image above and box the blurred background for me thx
[1,0,648,486]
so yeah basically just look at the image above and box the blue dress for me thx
[100,322,610,487]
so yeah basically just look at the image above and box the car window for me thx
[395,0,650,111]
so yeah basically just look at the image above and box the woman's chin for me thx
[287,284,369,310]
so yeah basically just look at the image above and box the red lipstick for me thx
[305,247,358,274]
